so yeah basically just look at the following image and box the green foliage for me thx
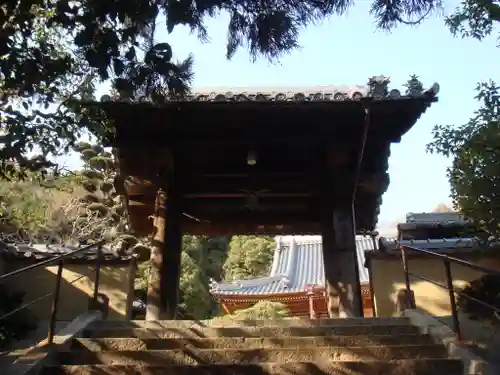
[0,174,79,241]
[446,0,500,41]
[0,4,95,179]
[457,274,500,324]
[0,2,193,179]
[135,235,230,319]
[0,285,38,349]
[0,181,49,233]
[134,235,277,319]
[427,82,500,237]
[212,301,293,321]
[0,141,137,247]
[2,0,450,179]
[3,0,498,180]
[179,245,214,319]
[135,262,150,292]
[223,236,275,282]
[52,141,134,246]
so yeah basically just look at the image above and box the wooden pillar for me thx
[146,161,182,320]
[322,206,363,318]
[162,175,182,319]
[146,188,167,321]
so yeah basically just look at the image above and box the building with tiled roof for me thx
[373,211,480,254]
[210,235,382,318]
[366,211,498,317]
[395,211,477,240]
[0,241,149,321]
[0,241,149,263]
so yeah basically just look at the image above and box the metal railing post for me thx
[93,243,103,302]
[400,246,413,309]
[444,259,462,341]
[47,260,64,345]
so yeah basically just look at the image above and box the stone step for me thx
[83,324,420,339]
[87,317,410,329]
[72,334,435,351]
[41,360,464,375]
[0,353,21,368]
[56,345,448,365]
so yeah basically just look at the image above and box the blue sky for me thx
[61,1,500,234]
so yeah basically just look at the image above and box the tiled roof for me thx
[404,212,471,225]
[100,76,440,103]
[210,235,377,296]
[379,237,481,252]
[183,85,368,102]
[0,241,145,262]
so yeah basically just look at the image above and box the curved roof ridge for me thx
[192,85,368,95]
[211,274,284,292]
[282,238,298,285]
[211,236,378,296]
[269,236,283,277]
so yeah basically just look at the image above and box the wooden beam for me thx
[124,172,387,199]
[183,193,313,199]
[180,180,320,196]
[182,220,322,235]
[182,210,322,224]
[126,201,378,237]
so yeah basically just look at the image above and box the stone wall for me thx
[366,249,500,317]
[0,259,136,321]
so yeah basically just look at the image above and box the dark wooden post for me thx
[146,154,183,321]
[162,170,182,319]
[146,188,167,321]
[322,206,363,318]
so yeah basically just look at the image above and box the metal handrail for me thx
[400,244,500,341]
[0,240,105,345]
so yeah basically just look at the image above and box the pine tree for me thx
[73,142,126,241]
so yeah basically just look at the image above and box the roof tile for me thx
[211,235,377,296]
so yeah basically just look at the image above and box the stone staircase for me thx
[40,317,464,375]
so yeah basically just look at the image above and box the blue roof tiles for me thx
[210,235,378,296]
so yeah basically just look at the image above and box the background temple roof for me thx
[210,235,383,296]
[397,211,476,239]
[404,212,471,225]
[378,237,481,252]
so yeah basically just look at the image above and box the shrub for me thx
[212,300,297,322]
[457,274,500,324]
[0,285,38,349]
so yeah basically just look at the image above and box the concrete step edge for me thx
[47,358,465,366]
[71,334,434,350]
[88,317,411,328]
[42,359,465,375]
[56,345,450,364]
[83,324,418,332]
[82,325,420,338]
[66,343,447,353]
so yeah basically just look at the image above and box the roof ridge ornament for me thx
[404,74,424,97]
[367,75,390,99]
[98,76,440,103]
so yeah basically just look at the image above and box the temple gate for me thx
[93,77,439,320]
